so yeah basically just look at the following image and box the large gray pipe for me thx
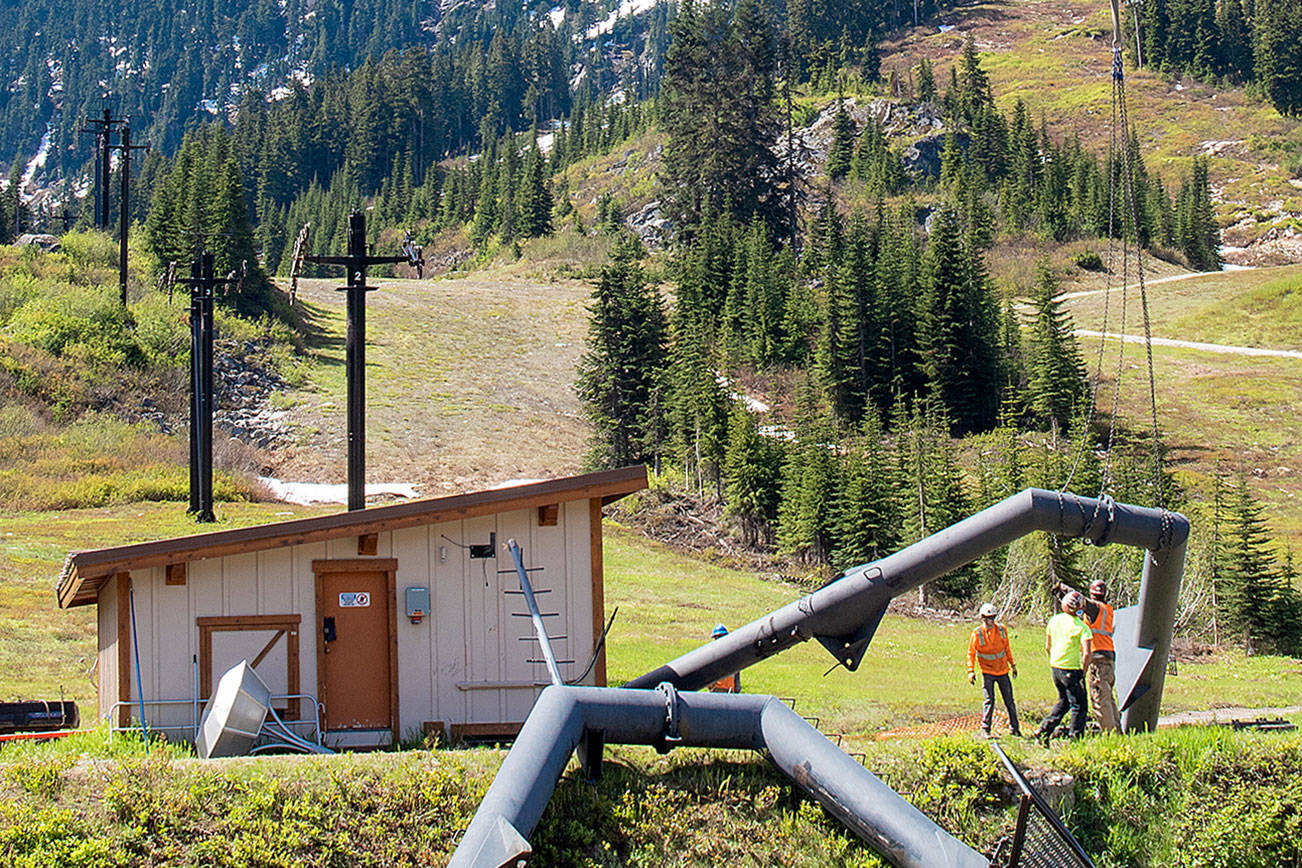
[627,488,1188,733]
[448,685,989,868]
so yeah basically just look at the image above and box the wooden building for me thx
[56,467,647,747]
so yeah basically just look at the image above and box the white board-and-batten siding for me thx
[103,500,596,739]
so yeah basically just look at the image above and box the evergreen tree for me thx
[917,58,937,103]
[918,206,1000,434]
[776,394,838,565]
[832,409,899,569]
[575,235,669,469]
[826,98,857,180]
[660,0,782,235]
[1249,0,1302,115]
[723,403,781,547]
[1218,468,1301,653]
[519,138,554,238]
[1025,262,1087,431]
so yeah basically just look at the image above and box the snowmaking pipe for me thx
[447,685,989,868]
[626,488,1188,733]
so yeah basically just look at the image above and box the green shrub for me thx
[1074,249,1105,271]
[6,284,145,369]
[56,231,119,271]
[0,271,41,325]
[130,292,189,369]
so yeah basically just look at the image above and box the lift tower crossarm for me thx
[627,488,1188,733]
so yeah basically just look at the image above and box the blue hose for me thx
[128,582,150,754]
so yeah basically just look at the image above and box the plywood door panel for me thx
[319,569,392,729]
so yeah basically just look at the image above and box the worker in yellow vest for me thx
[1080,579,1121,733]
[967,603,1021,737]
[708,624,741,693]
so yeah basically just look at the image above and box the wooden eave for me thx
[56,465,647,609]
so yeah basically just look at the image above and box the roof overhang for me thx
[57,465,647,609]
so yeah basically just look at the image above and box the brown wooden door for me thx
[319,569,392,729]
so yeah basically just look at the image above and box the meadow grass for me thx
[602,525,1302,734]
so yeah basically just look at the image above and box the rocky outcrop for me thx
[212,339,294,449]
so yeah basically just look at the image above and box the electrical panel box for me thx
[405,586,429,624]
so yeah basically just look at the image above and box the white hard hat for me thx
[979,603,997,617]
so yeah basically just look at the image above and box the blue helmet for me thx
[711,623,729,638]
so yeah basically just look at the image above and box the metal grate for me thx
[991,742,1094,868]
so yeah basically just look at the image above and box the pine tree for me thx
[1025,262,1087,431]
[917,58,937,103]
[660,0,782,234]
[519,139,554,238]
[826,98,856,180]
[832,410,899,569]
[1218,468,1300,653]
[1249,0,1302,117]
[724,403,781,547]
[575,234,669,469]
[776,394,838,565]
[918,206,1000,434]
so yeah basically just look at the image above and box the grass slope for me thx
[270,272,592,494]
[881,0,1302,253]
[1063,264,1302,545]
[604,523,1302,735]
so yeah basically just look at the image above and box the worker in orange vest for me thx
[708,624,741,693]
[1080,579,1121,732]
[967,603,1021,737]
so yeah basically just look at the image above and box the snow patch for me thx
[586,0,661,40]
[537,131,555,155]
[20,126,52,199]
[199,99,220,115]
[258,477,422,505]
[548,5,565,27]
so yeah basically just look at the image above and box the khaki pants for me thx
[1088,656,1120,733]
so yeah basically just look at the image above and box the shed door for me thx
[319,569,392,729]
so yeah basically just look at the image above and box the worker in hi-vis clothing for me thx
[967,603,1021,737]
[708,624,741,693]
[1080,579,1121,732]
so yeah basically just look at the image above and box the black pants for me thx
[981,672,1020,734]
[1040,667,1088,737]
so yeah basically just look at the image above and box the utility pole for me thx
[109,123,149,306]
[305,212,422,511]
[79,105,123,231]
[174,251,237,523]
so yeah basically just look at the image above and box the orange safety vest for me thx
[710,674,739,693]
[968,623,1014,676]
[1087,601,1115,653]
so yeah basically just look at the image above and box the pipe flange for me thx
[656,682,683,746]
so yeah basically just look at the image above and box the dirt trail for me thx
[269,273,591,494]
[1158,705,1302,726]
[1075,330,1302,359]
[1056,265,1255,302]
